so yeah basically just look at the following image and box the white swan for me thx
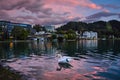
[56,53,73,71]
[56,54,73,63]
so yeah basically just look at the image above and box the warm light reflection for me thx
[47,42,52,49]
[9,42,13,49]
[79,40,98,48]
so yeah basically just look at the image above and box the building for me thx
[0,20,32,36]
[12,23,31,30]
[35,31,45,35]
[0,21,12,33]
[82,31,90,39]
[81,31,98,39]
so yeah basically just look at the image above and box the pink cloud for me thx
[0,0,109,25]
[89,3,102,9]
[43,0,102,9]
[42,0,103,22]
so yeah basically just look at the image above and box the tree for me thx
[0,27,2,32]
[64,34,68,39]
[106,22,113,32]
[51,33,57,39]
[67,29,76,34]
[11,27,29,40]
[33,24,45,32]
[56,30,66,34]
[67,34,76,40]
[0,27,2,40]
[66,29,76,40]
[0,26,9,40]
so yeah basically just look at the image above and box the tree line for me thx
[57,20,120,38]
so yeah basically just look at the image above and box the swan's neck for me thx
[57,54,63,58]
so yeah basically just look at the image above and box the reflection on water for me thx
[0,41,58,59]
[79,40,98,48]
[57,62,73,71]
[0,40,120,80]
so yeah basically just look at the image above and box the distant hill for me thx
[57,20,120,38]
[82,11,120,23]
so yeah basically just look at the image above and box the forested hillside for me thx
[57,20,120,38]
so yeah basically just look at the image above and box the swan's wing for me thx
[58,56,72,63]
[58,58,68,63]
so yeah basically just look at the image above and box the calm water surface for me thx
[0,40,120,80]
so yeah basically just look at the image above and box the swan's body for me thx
[56,54,73,63]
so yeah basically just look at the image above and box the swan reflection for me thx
[57,62,73,71]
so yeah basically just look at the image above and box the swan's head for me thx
[56,54,62,58]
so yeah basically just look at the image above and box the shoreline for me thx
[0,38,120,43]
[0,40,32,43]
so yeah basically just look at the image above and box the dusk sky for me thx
[0,0,120,26]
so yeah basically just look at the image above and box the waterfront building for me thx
[0,20,32,36]
[0,21,13,33]
[35,31,45,35]
[82,31,98,39]
[12,23,31,30]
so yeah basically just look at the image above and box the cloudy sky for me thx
[0,0,120,26]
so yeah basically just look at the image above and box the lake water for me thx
[0,40,120,80]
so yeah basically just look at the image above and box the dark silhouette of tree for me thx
[33,24,46,32]
[11,27,29,40]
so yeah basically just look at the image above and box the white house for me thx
[35,31,45,35]
[82,31,91,38]
[90,31,97,39]
[82,31,98,39]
